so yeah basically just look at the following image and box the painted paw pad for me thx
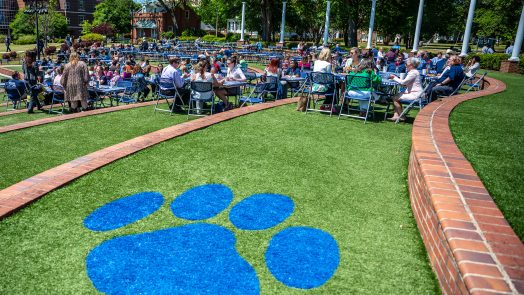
[84,184,340,294]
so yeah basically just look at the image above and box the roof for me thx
[134,20,157,29]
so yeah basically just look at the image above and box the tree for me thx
[9,4,67,38]
[156,0,190,36]
[92,23,117,37]
[93,0,141,34]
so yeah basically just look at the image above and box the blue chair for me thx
[188,81,214,118]
[339,73,374,123]
[264,75,280,100]
[239,82,267,107]
[155,77,183,114]
[305,72,337,116]
[4,81,27,111]
[48,84,65,114]
[116,80,138,104]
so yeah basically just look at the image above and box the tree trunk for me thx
[347,17,357,47]
[260,0,273,42]
[157,0,179,35]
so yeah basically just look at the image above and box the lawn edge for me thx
[409,76,524,295]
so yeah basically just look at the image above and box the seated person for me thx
[284,60,301,97]
[159,57,191,107]
[7,71,29,108]
[132,65,150,101]
[191,60,229,112]
[225,58,246,82]
[388,57,423,121]
[428,55,464,100]
[53,66,64,86]
[345,58,381,116]
[464,55,480,79]
[344,47,361,72]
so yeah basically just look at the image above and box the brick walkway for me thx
[0,97,298,218]
[409,77,524,294]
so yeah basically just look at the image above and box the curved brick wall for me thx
[409,77,524,294]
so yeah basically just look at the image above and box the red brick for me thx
[459,262,503,278]
[463,275,511,292]
[450,239,489,253]
[454,250,496,265]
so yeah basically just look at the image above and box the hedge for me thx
[81,33,104,42]
[464,53,524,73]
[14,35,36,45]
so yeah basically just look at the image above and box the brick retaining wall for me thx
[409,77,524,294]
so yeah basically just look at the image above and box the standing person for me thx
[61,52,90,112]
[23,51,43,113]
[5,35,11,52]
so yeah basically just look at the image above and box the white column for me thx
[509,4,524,61]
[279,1,287,44]
[366,0,377,49]
[460,0,477,57]
[412,0,424,52]
[323,0,331,46]
[240,2,246,41]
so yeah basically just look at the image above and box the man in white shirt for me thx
[505,43,514,55]
[160,57,191,108]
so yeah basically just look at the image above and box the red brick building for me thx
[131,2,200,42]
[1,0,101,36]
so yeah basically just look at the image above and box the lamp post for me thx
[323,0,331,46]
[23,0,48,61]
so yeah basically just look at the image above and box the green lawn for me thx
[450,71,524,241]
[0,104,439,294]
[0,103,184,190]
[0,109,52,125]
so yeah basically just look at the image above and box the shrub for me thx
[14,34,36,45]
[201,34,226,42]
[54,38,65,44]
[9,51,17,59]
[177,36,198,41]
[92,23,116,37]
[181,28,205,37]
[225,33,241,42]
[464,53,524,73]
[161,31,176,39]
[2,53,10,60]
[60,43,69,52]
[45,46,56,56]
[81,33,104,42]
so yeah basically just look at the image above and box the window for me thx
[79,15,85,23]
[185,10,189,19]
[66,17,70,24]
[78,0,84,11]
[65,1,70,10]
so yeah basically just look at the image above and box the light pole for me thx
[23,0,48,61]
[366,0,377,49]
[323,1,331,46]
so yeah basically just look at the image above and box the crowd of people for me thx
[5,38,480,122]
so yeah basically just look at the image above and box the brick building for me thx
[131,1,200,42]
[0,0,101,36]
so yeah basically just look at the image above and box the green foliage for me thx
[201,34,226,42]
[177,36,198,41]
[13,35,36,45]
[474,0,522,40]
[181,28,206,37]
[161,31,176,39]
[9,8,67,38]
[81,21,93,35]
[80,33,104,42]
[463,53,524,73]
[93,0,141,34]
[225,33,241,42]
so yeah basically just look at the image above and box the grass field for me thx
[0,103,184,190]
[0,104,439,294]
[450,71,524,241]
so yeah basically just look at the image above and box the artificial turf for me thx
[0,103,185,190]
[450,71,524,241]
[0,109,54,125]
[0,105,439,294]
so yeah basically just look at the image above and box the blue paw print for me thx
[84,184,339,294]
